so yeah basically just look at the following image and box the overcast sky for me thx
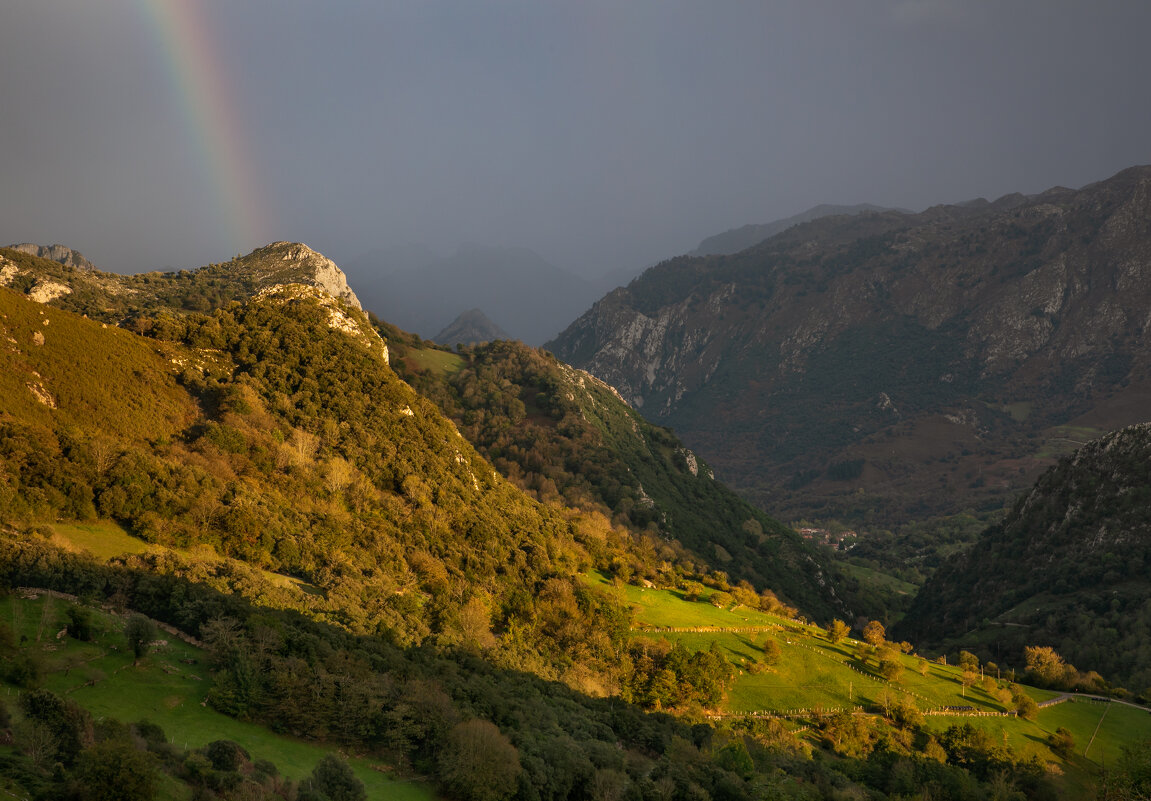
[3,0,1150,278]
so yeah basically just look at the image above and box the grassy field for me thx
[48,520,320,595]
[0,592,432,801]
[1036,425,1105,459]
[584,570,810,631]
[404,346,464,377]
[588,570,1149,788]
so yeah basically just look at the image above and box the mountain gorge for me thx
[548,165,1151,524]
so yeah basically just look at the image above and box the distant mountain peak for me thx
[434,308,510,346]
[6,243,96,271]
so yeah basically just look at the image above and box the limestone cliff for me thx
[6,243,97,271]
[549,165,1151,522]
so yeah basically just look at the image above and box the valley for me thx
[3,184,1151,801]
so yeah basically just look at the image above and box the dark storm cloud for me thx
[2,0,1150,276]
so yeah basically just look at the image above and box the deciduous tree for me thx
[827,619,850,644]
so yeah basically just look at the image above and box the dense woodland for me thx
[0,537,1112,801]
[899,424,1151,693]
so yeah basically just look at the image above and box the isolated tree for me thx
[124,615,156,661]
[959,651,980,671]
[204,739,250,771]
[1024,645,1072,688]
[827,619,851,644]
[880,657,904,683]
[709,591,734,609]
[1010,684,1038,720]
[862,620,886,647]
[300,753,366,801]
[960,668,978,698]
[1048,727,1075,760]
[761,638,782,667]
[67,606,94,642]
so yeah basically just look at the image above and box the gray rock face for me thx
[245,242,364,311]
[7,243,97,271]
[549,165,1151,521]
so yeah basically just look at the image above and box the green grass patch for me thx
[49,520,151,561]
[405,346,464,377]
[48,520,322,597]
[838,563,918,595]
[980,400,1033,423]
[1035,425,1105,459]
[583,571,804,631]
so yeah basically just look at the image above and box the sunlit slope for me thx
[0,285,195,440]
[584,571,1151,782]
[394,337,853,621]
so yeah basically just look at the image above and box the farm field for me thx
[587,570,1150,786]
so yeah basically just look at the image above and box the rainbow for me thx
[138,0,271,253]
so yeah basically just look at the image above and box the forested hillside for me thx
[899,423,1151,692]
[390,337,854,621]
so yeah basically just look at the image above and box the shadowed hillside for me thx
[549,166,1151,524]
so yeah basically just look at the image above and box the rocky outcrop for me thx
[244,242,363,311]
[7,243,97,271]
[0,241,367,325]
[7,242,95,270]
[253,283,387,363]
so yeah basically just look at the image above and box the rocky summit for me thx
[0,241,362,321]
[548,165,1151,523]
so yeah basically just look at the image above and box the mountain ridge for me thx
[548,164,1151,522]
[690,203,905,256]
[0,240,363,321]
[434,308,510,345]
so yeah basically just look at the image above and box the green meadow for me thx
[587,570,1151,785]
[403,346,464,377]
[48,520,321,595]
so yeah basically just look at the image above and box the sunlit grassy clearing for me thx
[584,570,806,630]
[838,562,919,595]
[405,346,464,376]
[49,520,320,595]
